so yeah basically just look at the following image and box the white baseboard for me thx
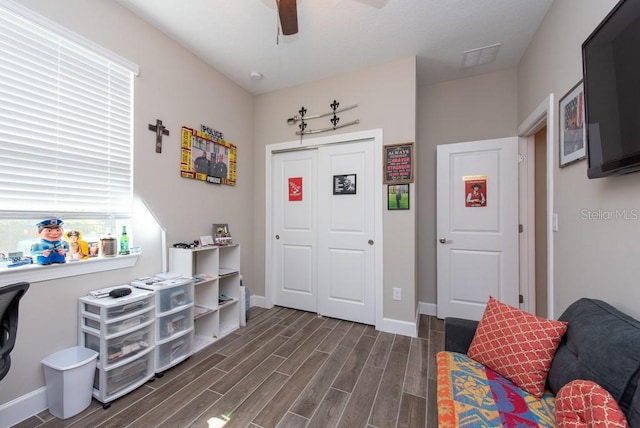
[0,386,47,427]
[250,294,267,308]
[249,295,439,336]
[379,316,419,337]
[419,301,437,317]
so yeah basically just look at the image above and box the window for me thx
[0,1,139,276]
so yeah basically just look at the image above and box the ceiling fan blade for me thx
[277,0,298,35]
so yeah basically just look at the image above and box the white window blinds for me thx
[0,1,137,218]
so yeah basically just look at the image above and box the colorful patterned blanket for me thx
[437,351,556,427]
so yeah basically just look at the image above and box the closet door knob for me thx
[275,235,280,240]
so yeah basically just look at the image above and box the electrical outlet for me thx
[393,287,401,301]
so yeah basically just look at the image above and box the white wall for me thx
[518,0,640,319]
[2,0,254,409]
[417,68,519,305]
[253,57,418,323]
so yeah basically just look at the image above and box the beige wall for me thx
[2,1,418,411]
[518,0,640,319]
[8,0,635,417]
[416,68,518,305]
[253,57,418,323]
[2,0,254,407]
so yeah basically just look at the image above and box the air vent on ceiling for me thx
[462,43,502,68]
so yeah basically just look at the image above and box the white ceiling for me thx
[114,0,553,95]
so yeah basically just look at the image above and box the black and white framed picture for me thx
[559,81,586,167]
[333,174,356,195]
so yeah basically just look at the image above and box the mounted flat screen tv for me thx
[582,0,640,178]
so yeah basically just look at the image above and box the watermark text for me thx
[580,208,639,221]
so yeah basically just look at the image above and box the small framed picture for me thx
[88,241,99,257]
[200,235,214,247]
[212,223,230,237]
[559,81,586,167]
[388,184,409,210]
[333,174,356,195]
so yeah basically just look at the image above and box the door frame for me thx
[265,128,384,328]
[517,94,555,319]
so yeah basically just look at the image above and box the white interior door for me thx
[436,137,519,320]
[317,141,375,324]
[272,149,318,312]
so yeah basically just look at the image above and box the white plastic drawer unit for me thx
[84,323,153,364]
[80,287,154,322]
[99,351,152,396]
[132,277,194,313]
[83,311,154,336]
[158,307,194,340]
[79,287,156,406]
[157,332,193,369]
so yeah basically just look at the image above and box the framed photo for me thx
[388,184,409,210]
[212,223,230,237]
[212,223,233,245]
[559,81,586,167]
[199,235,214,247]
[333,174,356,195]
[180,126,237,186]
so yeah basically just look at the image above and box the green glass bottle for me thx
[119,225,130,255]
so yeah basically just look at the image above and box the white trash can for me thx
[42,346,98,419]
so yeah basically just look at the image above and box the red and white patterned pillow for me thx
[467,296,568,398]
[556,379,629,428]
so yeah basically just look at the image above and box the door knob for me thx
[439,237,452,244]
[368,240,374,245]
[275,235,280,240]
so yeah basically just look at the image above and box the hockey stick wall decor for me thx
[287,100,360,136]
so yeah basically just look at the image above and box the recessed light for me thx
[249,71,263,81]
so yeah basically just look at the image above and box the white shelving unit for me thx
[78,287,156,407]
[169,244,240,353]
[131,277,195,375]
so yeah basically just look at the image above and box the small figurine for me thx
[31,218,69,265]
[65,230,89,261]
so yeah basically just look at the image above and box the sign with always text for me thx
[384,142,414,184]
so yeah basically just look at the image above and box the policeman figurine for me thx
[31,218,69,265]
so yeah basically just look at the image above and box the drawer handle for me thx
[121,302,144,312]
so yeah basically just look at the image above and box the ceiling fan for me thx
[273,0,387,37]
[276,0,298,35]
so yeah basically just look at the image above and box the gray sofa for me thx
[445,298,640,427]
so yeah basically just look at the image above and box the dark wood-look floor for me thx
[14,306,444,428]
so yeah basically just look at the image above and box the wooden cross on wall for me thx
[148,119,170,153]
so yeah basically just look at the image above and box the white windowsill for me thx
[0,254,140,287]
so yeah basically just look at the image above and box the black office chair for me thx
[0,282,29,381]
